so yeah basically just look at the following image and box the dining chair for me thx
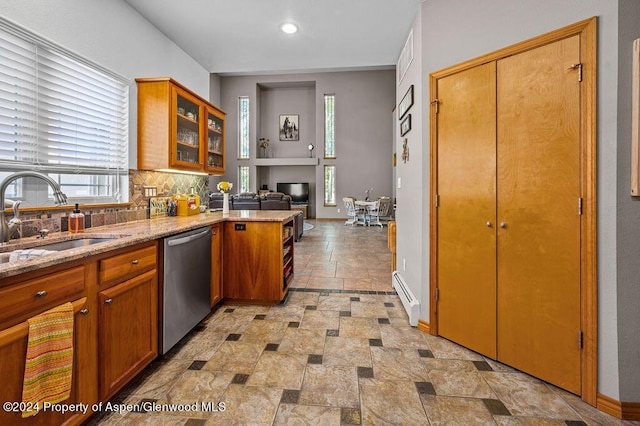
[342,197,364,226]
[368,196,392,227]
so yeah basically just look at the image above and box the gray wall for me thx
[216,70,395,219]
[616,0,640,400]
[210,74,221,106]
[259,86,316,159]
[0,0,211,170]
[394,7,425,324]
[397,0,640,402]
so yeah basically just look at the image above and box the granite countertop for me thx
[0,210,297,280]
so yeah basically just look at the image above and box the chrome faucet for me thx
[4,199,22,240]
[0,171,68,242]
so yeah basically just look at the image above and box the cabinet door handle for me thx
[486,221,492,227]
[105,298,113,304]
[80,308,89,315]
[500,222,507,229]
[36,290,47,298]
[131,259,139,265]
[212,231,216,236]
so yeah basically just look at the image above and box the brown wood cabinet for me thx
[0,267,95,426]
[210,223,223,307]
[136,77,225,175]
[98,243,158,400]
[223,219,294,303]
[0,266,85,331]
[0,239,161,424]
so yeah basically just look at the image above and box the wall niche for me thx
[257,81,316,159]
[256,81,317,218]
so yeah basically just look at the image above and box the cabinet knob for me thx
[131,259,139,265]
[105,298,113,304]
[36,290,47,298]
[212,231,216,236]
[486,221,492,227]
[80,308,89,315]
[500,222,507,229]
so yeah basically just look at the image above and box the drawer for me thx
[0,266,85,329]
[99,244,157,287]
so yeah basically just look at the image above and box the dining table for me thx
[354,200,378,226]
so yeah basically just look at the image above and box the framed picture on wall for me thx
[398,85,414,120]
[279,114,299,141]
[400,114,412,136]
[397,29,413,84]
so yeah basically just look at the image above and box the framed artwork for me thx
[397,29,414,84]
[279,114,299,141]
[400,114,412,136]
[398,85,414,120]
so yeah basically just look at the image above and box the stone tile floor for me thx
[90,220,639,425]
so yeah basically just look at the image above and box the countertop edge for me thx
[0,210,298,280]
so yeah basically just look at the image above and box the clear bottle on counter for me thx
[69,203,85,233]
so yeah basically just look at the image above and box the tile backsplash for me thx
[129,169,208,208]
[7,170,210,238]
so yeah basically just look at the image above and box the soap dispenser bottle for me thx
[69,203,85,233]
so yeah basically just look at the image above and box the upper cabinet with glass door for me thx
[173,87,202,170]
[205,105,225,174]
[136,77,225,175]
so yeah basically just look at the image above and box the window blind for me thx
[0,18,128,175]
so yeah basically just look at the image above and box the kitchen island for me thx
[0,209,297,426]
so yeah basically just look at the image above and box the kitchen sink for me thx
[30,237,117,252]
[0,235,126,263]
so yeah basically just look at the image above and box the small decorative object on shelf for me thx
[217,181,233,215]
[308,143,315,158]
[260,138,270,158]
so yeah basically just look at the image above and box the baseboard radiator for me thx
[392,271,419,326]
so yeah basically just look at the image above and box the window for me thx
[238,96,250,159]
[0,171,20,198]
[324,94,335,158]
[0,18,128,205]
[324,165,336,206]
[50,173,114,198]
[239,166,250,193]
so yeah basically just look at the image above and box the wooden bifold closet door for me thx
[437,62,497,359]
[436,35,582,394]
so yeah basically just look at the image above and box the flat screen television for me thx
[277,182,309,204]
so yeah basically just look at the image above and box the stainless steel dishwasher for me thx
[162,226,211,354]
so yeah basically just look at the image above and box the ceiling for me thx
[124,0,422,75]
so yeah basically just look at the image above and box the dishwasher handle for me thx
[167,228,211,247]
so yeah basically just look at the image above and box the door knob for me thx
[486,222,492,227]
[500,222,507,229]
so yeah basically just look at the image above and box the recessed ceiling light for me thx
[281,23,298,34]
